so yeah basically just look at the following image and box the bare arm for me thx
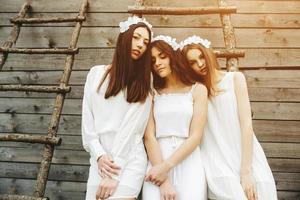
[234,72,257,200]
[144,102,164,167]
[164,84,208,169]
[234,72,254,175]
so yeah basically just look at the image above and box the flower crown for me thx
[152,35,180,51]
[119,16,153,36]
[179,35,211,50]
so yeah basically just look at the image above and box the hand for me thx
[97,154,121,179]
[96,177,119,200]
[160,179,178,200]
[241,172,258,200]
[145,162,171,186]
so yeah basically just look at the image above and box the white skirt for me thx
[85,141,147,200]
[142,136,207,200]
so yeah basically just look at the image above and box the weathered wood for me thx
[0,142,298,165]
[1,0,300,13]
[2,86,300,102]
[0,3,30,69]
[1,97,299,120]
[1,70,299,88]
[0,178,86,200]
[0,134,61,145]
[2,13,300,29]
[0,85,71,93]
[2,27,300,48]
[0,47,79,54]
[11,16,86,24]
[1,48,299,72]
[128,6,237,15]
[0,195,48,200]
[33,0,89,197]
[217,0,238,71]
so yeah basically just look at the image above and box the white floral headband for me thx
[119,16,153,36]
[152,35,180,51]
[179,35,211,50]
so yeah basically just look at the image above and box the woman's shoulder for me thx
[193,83,208,98]
[86,65,109,81]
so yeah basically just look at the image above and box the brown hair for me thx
[151,40,197,90]
[181,43,221,97]
[97,22,152,103]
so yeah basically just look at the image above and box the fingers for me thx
[102,163,120,176]
[104,159,121,170]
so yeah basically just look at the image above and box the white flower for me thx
[119,16,153,37]
[179,35,211,50]
[152,35,180,51]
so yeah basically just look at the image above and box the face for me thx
[131,27,150,60]
[186,48,207,76]
[151,47,172,78]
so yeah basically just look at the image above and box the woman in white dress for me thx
[142,35,208,200]
[180,35,277,200]
[81,16,153,200]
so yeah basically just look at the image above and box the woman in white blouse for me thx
[81,16,153,200]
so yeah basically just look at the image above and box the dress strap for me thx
[189,83,197,94]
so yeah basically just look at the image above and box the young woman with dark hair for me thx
[180,35,277,200]
[82,16,153,200]
[142,35,208,200]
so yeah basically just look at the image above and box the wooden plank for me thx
[253,120,300,143]
[229,1,300,14]
[261,142,300,159]
[1,27,300,48]
[0,70,299,88]
[277,191,300,200]
[1,85,300,103]
[251,102,300,120]
[0,143,298,165]
[249,88,300,102]
[0,135,84,150]
[1,113,299,141]
[1,162,299,191]
[0,97,299,120]
[0,147,90,165]
[242,70,300,88]
[0,114,81,135]
[0,178,86,200]
[268,158,300,173]
[1,48,300,71]
[0,162,88,182]
[2,13,300,28]
[1,0,300,13]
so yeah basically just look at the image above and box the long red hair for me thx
[181,44,221,97]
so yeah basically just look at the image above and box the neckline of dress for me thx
[217,71,230,85]
[155,84,196,97]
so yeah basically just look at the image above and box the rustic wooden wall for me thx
[0,0,299,199]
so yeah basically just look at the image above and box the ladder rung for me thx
[0,47,79,54]
[0,134,62,145]
[0,85,71,93]
[214,49,245,58]
[11,16,86,24]
[128,6,237,15]
[0,195,48,200]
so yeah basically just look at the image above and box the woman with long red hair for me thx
[180,35,277,200]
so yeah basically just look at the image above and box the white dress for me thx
[82,65,152,199]
[202,72,277,200]
[142,84,207,200]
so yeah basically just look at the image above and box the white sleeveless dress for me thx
[201,72,277,200]
[142,84,207,200]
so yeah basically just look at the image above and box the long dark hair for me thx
[97,22,152,103]
[151,40,197,90]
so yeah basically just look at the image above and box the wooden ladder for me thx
[0,0,89,199]
[129,0,244,71]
